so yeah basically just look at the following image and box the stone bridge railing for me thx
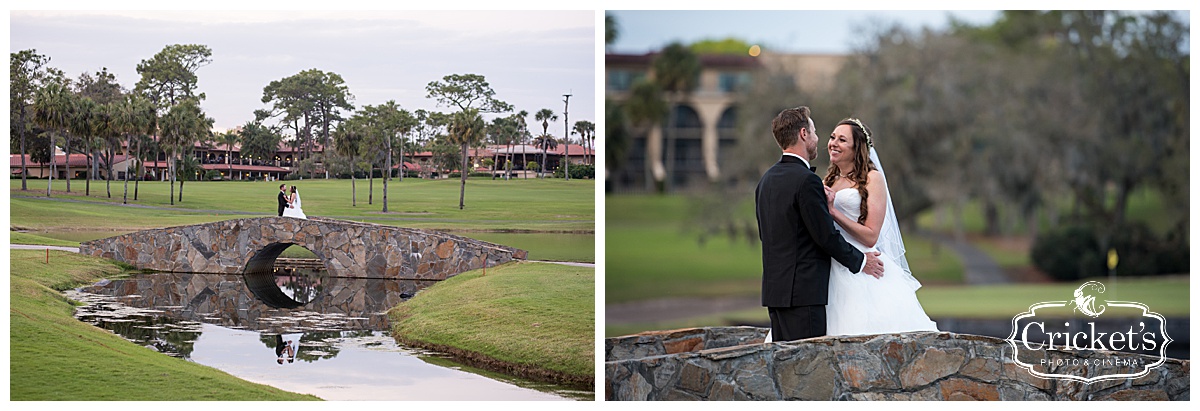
[79,217,526,281]
[605,327,1189,401]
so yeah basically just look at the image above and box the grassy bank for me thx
[11,177,595,262]
[8,249,319,400]
[389,261,594,389]
[605,276,1190,337]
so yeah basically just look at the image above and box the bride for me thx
[821,118,936,335]
[282,185,307,219]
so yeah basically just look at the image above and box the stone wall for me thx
[79,217,526,280]
[605,327,1189,401]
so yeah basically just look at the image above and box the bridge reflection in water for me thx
[67,269,585,400]
[76,268,428,332]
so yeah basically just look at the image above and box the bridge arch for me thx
[80,217,527,285]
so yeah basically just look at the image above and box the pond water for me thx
[67,270,591,400]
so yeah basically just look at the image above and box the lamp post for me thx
[563,92,571,181]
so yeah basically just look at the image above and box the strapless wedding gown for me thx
[282,193,307,219]
[825,188,937,335]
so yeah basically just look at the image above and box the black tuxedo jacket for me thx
[278,191,288,216]
[756,155,865,307]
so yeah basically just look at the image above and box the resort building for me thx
[605,51,847,192]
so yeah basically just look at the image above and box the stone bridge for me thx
[606,327,1189,401]
[79,216,527,281]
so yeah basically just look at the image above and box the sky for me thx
[609,10,999,55]
[9,9,597,135]
[606,9,1191,55]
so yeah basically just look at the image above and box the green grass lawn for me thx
[8,249,319,400]
[605,194,965,304]
[12,177,594,230]
[11,177,595,262]
[9,231,83,247]
[605,276,1190,337]
[389,261,594,386]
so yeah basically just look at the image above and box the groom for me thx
[277,184,289,216]
[755,106,884,342]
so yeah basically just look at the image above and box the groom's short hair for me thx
[772,106,813,150]
[279,184,286,190]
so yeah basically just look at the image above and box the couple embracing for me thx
[756,106,936,342]
[277,184,307,219]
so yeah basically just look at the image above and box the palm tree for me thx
[334,117,366,206]
[113,94,154,204]
[534,108,558,178]
[95,101,121,198]
[32,82,73,197]
[487,116,513,180]
[66,95,98,194]
[572,120,595,166]
[160,98,212,205]
[532,133,558,178]
[624,78,668,191]
[176,154,203,202]
[448,108,485,210]
[653,42,700,193]
[215,129,240,180]
[507,111,525,180]
[514,110,529,179]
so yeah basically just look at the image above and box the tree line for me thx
[11,44,596,212]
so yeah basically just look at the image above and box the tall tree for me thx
[572,120,595,165]
[488,115,518,180]
[32,80,73,197]
[623,78,668,191]
[652,42,700,193]
[531,133,558,178]
[64,94,96,194]
[76,67,124,195]
[605,14,619,50]
[10,49,60,191]
[238,120,283,177]
[425,73,513,113]
[113,93,154,204]
[134,44,212,109]
[426,73,511,194]
[334,116,366,206]
[260,69,354,179]
[513,110,530,179]
[448,108,486,210]
[134,44,212,198]
[215,129,240,179]
[159,98,212,204]
[604,98,632,182]
[534,108,558,178]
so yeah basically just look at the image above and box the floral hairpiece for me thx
[848,117,872,148]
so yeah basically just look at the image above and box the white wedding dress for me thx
[825,188,936,335]
[282,191,307,219]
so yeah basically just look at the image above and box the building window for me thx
[718,71,751,93]
[607,70,644,92]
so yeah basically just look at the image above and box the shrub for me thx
[553,164,595,179]
[204,170,223,180]
[1031,222,1189,282]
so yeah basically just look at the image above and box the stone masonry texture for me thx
[79,216,527,280]
[605,326,1189,401]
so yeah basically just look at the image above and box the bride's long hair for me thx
[823,118,877,224]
